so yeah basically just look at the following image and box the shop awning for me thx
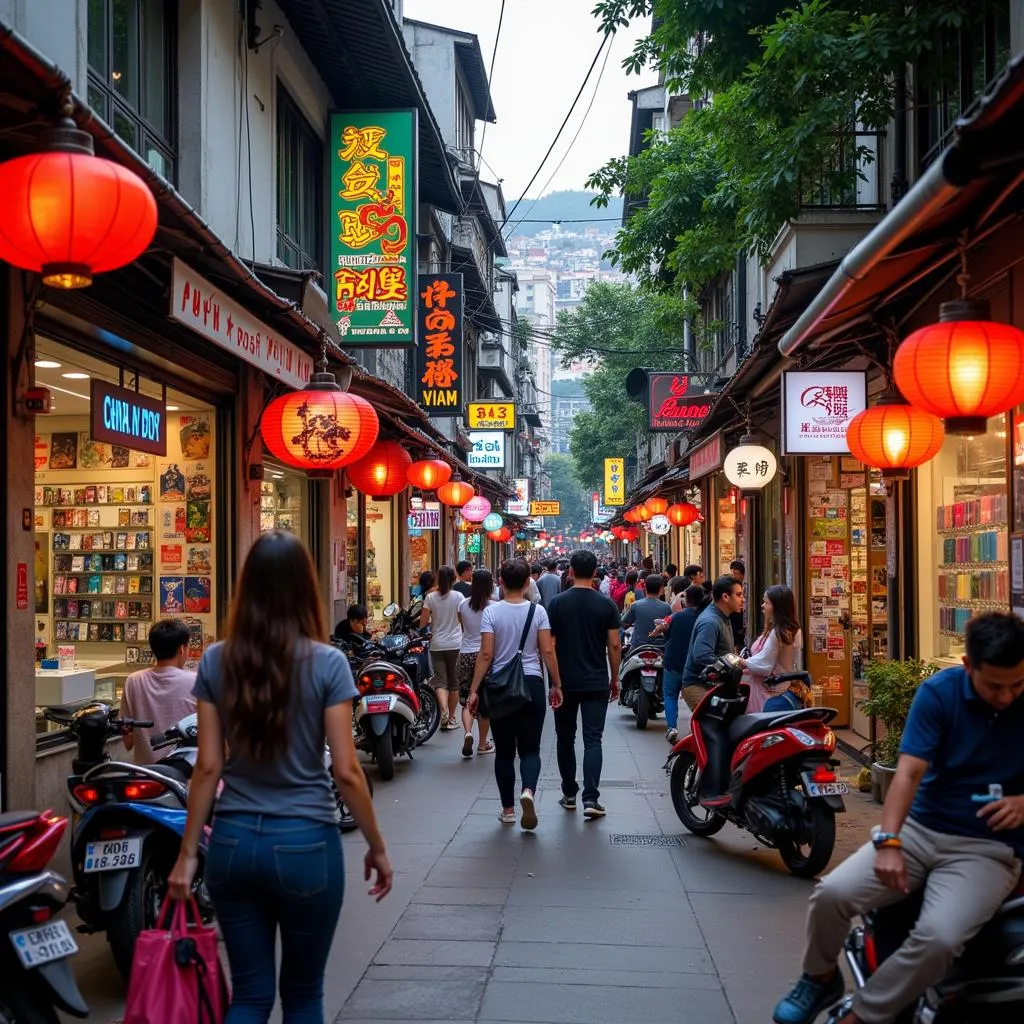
[451,245,502,332]
[780,52,1024,356]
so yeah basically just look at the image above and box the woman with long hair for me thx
[468,558,563,829]
[168,531,392,1023]
[740,584,804,713]
[407,569,435,623]
[420,565,464,729]
[455,568,494,758]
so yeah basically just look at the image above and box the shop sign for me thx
[467,430,505,469]
[507,477,530,516]
[407,503,441,530]
[328,110,417,346]
[782,371,867,454]
[467,402,515,430]
[650,514,671,536]
[16,563,28,610]
[525,517,545,529]
[688,432,723,480]
[415,274,463,414]
[467,533,482,553]
[530,500,561,517]
[591,492,615,523]
[90,380,167,456]
[604,457,625,506]
[648,373,715,432]
[170,259,314,389]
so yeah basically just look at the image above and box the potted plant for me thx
[856,659,938,803]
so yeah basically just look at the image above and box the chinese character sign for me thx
[604,457,625,506]
[329,110,418,346]
[782,371,867,454]
[416,274,463,415]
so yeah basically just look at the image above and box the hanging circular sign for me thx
[482,512,503,532]
[649,514,671,536]
[723,441,778,493]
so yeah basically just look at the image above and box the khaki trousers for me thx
[803,817,1021,1023]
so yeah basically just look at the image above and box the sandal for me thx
[477,740,495,755]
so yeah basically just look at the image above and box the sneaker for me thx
[461,733,474,758]
[772,972,845,1024]
[583,802,606,819]
[520,790,538,830]
[498,809,516,825]
[558,795,577,811]
[666,728,679,744]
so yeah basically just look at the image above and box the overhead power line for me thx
[475,0,505,174]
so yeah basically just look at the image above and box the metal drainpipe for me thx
[892,64,909,202]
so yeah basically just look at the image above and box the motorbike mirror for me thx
[382,602,399,619]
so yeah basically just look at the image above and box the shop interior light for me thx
[724,434,778,494]
[166,405,180,411]
[61,372,89,379]
[845,398,944,480]
[346,439,412,497]
[34,360,61,368]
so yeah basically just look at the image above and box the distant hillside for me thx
[507,190,622,236]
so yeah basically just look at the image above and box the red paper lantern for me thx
[487,526,513,542]
[646,496,668,515]
[893,300,1024,434]
[346,440,412,496]
[0,119,157,288]
[635,503,652,522]
[437,477,475,507]
[623,527,640,541]
[261,381,379,474]
[666,502,700,527]
[846,400,944,480]
[407,459,452,491]
[623,508,640,524]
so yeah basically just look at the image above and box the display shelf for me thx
[935,523,1008,536]
[938,561,1008,570]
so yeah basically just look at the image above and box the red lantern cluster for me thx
[666,502,700,527]
[346,440,411,496]
[646,496,668,515]
[407,459,452,491]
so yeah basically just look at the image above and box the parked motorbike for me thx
[322,749,376,834]
[0,809,89,1022]
[44,702,212,978]
[349,655,421,781]
[618,642,664,730]
[826,879,1024,1023]
[665,655,845,878]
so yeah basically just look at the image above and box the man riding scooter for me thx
[773,611,1024,1024]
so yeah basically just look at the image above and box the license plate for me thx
[83,836,142,873]
[365,696,392,715]
[9,920,78,968]
[801,773,849,798]
[641,671,658,678]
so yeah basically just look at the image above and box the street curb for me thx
[837,737,870,768]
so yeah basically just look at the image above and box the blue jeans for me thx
[206,813,344,1024]
[554,690,609,803]
[662,668,683,730]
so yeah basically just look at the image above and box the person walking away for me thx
[681,576,745,711]
[621,574,672,650]
[536,559,562,608]
[772,611,1024,1024]
[622,570,639,611]
[609,571,628,611]
[547,551,621,818]
[408,570,435,623]
[651,585,703,742]
[468,558,563,829]
[456,568,495,758]
[168,530,392,1023]
[453,561,474,598]
[121,618,196,765]
[729,560,747,651]
[420,566,464,730]
[740,585,803,713]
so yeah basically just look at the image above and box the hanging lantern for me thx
[724,434,778,495]
[482,512,503,531]
[893,299,1024,435]
[635,504,652,522]
[666,502,700,527]
[623,527,640,542]
[846,398,944,480]
[646,496,668,515]
[407,458,452,491]
[437,475,474,507]
[622,507,639,524]
[261,366,379,476]
[346,440,411,496]
[487,526,513,542]
[0,110,157,288]
[461,495,492,523]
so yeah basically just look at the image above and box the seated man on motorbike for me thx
[773,611,1024,1024]
[333,603,372,650]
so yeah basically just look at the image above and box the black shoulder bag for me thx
[478,603,536,721]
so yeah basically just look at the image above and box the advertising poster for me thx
[507,478,530,516]
[415,274,463,415]
[782,371,867,454]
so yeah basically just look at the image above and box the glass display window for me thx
[364,498,395,621]
[715,478,739,577]
[260,466,305,540]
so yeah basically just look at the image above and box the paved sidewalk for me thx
[65,705,879,1023]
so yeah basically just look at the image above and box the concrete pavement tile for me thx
[342,977,486,1019]
[391,903,503,941]
[413,885,509,905]
[477,980,733,1023]
[383,842,446,874]
[490,939,714,973]
[372,939,496,967]
[424,856,518,887]
[500,905,702,946]
[491,966,722,988]
[364,965,490,983]
[506,880,691,911]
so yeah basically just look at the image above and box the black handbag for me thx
[478,603,536,721]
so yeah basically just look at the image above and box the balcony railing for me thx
[799,130,886,211]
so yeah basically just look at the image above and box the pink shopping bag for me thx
[124,897,229,1024]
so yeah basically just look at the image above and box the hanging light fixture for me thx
[407,458,452,491]
[666,502,700,527]
[723,432,778,496]
[461,495,492,523]
[635,503,652,522]
[437,475,474,507]
[646,496,669,515]
[346,439,412,496]
[845,398,944,480]
[0,98,158,288]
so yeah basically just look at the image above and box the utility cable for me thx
[476,0,505,175]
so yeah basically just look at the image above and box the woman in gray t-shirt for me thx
[169,531,393,1022]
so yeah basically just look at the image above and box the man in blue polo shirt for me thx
[774,611,1024,1024]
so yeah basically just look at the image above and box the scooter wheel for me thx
[778,801,836,878]
[637,687,651,730]
[0,987,59,1024]
[670,753,726,837]
[376,728,395,781]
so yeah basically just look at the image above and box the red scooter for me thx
[666,654,846,877]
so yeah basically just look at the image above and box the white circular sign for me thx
[724,444,778,491]
[649,514,671,535]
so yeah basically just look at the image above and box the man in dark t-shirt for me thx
[452,561,473,599]
[547,550,622,818]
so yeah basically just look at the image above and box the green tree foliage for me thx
[588,0,983,291]
[544,453,591,531]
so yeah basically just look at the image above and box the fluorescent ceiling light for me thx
[166,405,180,411]
[34,360,61,368]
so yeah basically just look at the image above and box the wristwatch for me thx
[872,831,902,850]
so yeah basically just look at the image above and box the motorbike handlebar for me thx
[149,733,180,751]
[120,718,154,730]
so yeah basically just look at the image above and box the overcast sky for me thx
[402,0,657,202]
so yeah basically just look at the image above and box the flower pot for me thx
[871,762,897,805]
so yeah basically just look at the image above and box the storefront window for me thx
[715,478,739,577]
[259,465,305,540]
[365,498,394,621]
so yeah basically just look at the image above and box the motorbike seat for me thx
[147,761,192,785]
[728,707,835,744]
[0,810,39,833]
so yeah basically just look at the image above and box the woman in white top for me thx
[420,566,464,729]
[456,568,494,758]
[468,559,563,830]
[740,585,804,713]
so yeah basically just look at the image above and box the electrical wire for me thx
[476,0,505,175]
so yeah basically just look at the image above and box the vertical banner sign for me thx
[328,110,418,346]
[604,457,625,506]
[416,274,463,414]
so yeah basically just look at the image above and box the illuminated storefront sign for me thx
[415,274,463,415]
[782,371,867,454]
[467,402,516,430]
[90,380,166,456]
[648,373,715,432]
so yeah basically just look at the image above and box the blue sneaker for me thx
[772,972,845,1024]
